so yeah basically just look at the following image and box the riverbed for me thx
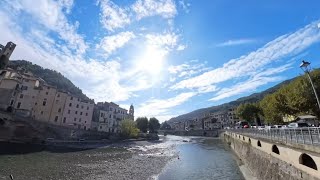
[0,135,243,180]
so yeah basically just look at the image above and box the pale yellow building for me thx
[61,95,94,130]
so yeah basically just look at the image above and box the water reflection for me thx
[157,136,244,180]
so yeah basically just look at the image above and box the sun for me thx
[136,45,167,75]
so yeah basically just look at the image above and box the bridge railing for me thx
[228,127,320,145]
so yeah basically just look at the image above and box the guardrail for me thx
[227,127,320,145]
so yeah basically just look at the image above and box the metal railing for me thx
[228,127,320,146]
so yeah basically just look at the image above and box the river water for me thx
[157,136,244,180]
[0,135,243,180]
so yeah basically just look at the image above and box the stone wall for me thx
[163,129,219,137]
[224,132,320,180]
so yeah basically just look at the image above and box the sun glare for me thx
[136,46,166,75]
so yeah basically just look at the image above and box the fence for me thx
[228,127,320,145]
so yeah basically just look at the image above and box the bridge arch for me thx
[272,145,280,155]
[299,153,317,170]
[257,140,261,147]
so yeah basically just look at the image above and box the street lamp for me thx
[300,60,320,111]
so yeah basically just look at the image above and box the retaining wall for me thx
[224,132,320,180]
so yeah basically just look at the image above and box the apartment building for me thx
[61,95,94,130]
[0,68,94,130]
[227,107,240,125]
[94,102,132,133]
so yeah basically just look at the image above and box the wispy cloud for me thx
[98,0,131,32]
[209,63,293,101]
[135,92,196,119]
[97,31,135,56]
[216,39,257,47]
[132,0,177,20]
[171,21,320,95]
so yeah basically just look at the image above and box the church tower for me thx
[129,104,134,120]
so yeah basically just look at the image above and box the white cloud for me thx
[176,44,186,51]
[97,31,135,56]
[132,0,177,20]
[178,0,191,13]
[209,63,292,101]
[216,39,257,47]
[135,92,196,119]
[145,32,178,49]
[210,76,282,101]
[168,60,210,80]
[4,0,87,55]
[98,0,131,31]
[171,21,320,93]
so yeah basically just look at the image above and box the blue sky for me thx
[1,0,320,122]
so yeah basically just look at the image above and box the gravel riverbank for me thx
[0,138,178,180]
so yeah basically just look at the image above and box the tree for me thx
[160,121,171,130]
[149,117,160,133]
[136,117,148,133]
[236,103,262,125]
[121,119,139,138]
[260,94,284,124]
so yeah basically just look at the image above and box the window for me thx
[85,121,86,123]
[109,114,111,118]
[84,126,86,130]
[54,116,58,122]
[47,87,50,90]
[101,113,103,117]
[17,102,21,108]
[75,111,78,114]
[70,97,73,100]
[43,101,46,106]
[76,104,79,108]
[87,107,89,110]
[74,118,76,121]
[41,111,43,115]
[63,117,66,123]
[81,105,84,109]
[10,100,14,105]
[19,94,23,98]
[79,118,81,122]
[35,102,37,105]
[68,110,70,114]
[46,92,49,95]
[100,126,102,129]
[86,113,88,116]
[57,94,60,97]
[80,112,83,115]
[58,108,61,113]
[69,103,72,107]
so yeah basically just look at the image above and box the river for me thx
[0,135,244,180]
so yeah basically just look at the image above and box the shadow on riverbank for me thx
[0,138,163,155]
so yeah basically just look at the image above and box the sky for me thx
[1,0,320,122]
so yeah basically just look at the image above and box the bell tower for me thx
[129,104,134,120]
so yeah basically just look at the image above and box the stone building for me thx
[0,42,16,69]
[93,102,132,133]
[0,68,94,130]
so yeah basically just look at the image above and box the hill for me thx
[168,78,294,123]
[8,60,89,100]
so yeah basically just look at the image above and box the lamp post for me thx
[300,60,320,111]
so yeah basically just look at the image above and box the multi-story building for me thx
[61,95,94,130]
[0,68,94,130]
[93,102,132,133]
[203,116,221,130]
[0,69,22,111]
[210,110,229,127]
[227,107,240,125]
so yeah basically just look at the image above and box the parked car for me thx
[273,125,283,128]
[287,122,309,128]
[235,121,250,128]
